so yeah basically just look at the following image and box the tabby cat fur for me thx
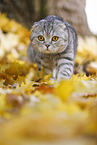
[28,15,77,82]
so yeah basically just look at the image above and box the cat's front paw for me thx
[49,76,56,83]
[57,75,71,82]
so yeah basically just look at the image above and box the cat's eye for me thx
[38,35,44,41]
[52,36,59,42]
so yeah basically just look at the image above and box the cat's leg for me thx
[56,53,74,82]
[43,65,52,75]
[37,61,41,71]
[52,68,57,79]
[28,43,42,71]
[40,58,53,75]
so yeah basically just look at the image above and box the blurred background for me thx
[0,1,97,145]
[0,0,96,36]
[85,0,97,35]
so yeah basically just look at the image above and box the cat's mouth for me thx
[44,50,51,53]
[44,50,59,54]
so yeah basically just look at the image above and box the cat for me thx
[28,15,77,82]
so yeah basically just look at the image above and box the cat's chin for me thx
[38,49,60,54]
[43,50,60,54]
[43,50,52,54]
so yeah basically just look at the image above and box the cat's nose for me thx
[45,44,50,49]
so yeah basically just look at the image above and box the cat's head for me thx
[30,18,68,54]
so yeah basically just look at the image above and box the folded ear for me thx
[30,26,34,32]
[30,22,39,32]
[31,19,46,32]
[54,20,66,30]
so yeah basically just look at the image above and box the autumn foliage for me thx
[0,13,97,145]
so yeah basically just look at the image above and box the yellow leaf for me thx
[54,79,74,100]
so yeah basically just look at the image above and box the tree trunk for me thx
[47,0,92,36]
[0,0,92,36]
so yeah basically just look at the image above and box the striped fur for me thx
[28,15,77,82]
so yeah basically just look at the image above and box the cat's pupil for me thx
[52,36,59,41]
[38,35,44,41]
